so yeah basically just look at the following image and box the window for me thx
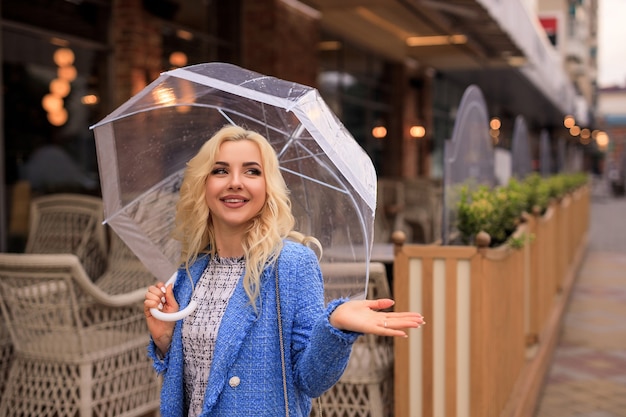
[156,0,240,70]
[317,34,393,173]
[2,0,110,194]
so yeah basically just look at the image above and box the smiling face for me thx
[204,139,267,234]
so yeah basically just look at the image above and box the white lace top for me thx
[182,255,245,417]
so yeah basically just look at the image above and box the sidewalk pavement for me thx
[533,189,626,417]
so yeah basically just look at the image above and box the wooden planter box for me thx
[392,185,590,417]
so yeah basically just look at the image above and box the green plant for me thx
[454,172,587,247]
[522,173,551,214]
[506,232,535,250]
[456,184,524,246]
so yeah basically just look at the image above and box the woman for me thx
[144,125,424,417]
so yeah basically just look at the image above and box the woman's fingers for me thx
[144,285,159,305]
[380,316,425,330]
[364,298,395,310]
[144,283,171,315]
[329,298,425,337]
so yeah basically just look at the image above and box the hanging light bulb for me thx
[81,94,99,105]
[169,51,188,68]
[563,115,575,129]
[372,125,387,139]
[50,78,71,97]
[42,94,63,112]
[53,48,75,67]
[57,65,77,82]
[409,125,426,138]
[489,117,501,130]
[47,108,68,126]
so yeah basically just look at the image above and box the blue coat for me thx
[148,240,360,416]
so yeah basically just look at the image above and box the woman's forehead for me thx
[216,140,262,161]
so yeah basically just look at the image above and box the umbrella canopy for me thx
[91,62,377,305]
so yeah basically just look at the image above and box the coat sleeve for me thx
[146,255,208,375]
[283,244,361,398]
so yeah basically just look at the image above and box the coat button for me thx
[229,376,241,388]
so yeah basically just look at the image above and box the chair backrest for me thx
[320,262,390,301]
[8,180,32,241]
[0,253,147,361]
[25,194,108,279]
[0,310,11,399]
[375,179,406,243]
[94,231,156,295]
[402,177,444,243]
[319,262,393,384]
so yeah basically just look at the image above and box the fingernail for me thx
[158,303,163,310]
[161,286,167,293]
[161,297,166,303]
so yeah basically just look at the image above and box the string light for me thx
[49,78,71,97]
[169,51,188,68]
[53,48,75,67]
[47,108,68,126]
[569,126,581,136]
[81,95,99,105]
[42,94,63,112]
[372,126,387,139]
[595,131,609,150]
[57,65,77,82]
[409,125,426,138]
[43,47,77,126]
[563,115,575,128]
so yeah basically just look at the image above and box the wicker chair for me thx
[25,193,109,281]
[312,262,394,417]
[374,179,406,244]
[402,178,434,243]
[0,253,160,417]
[95,231,157,295]
[8,180,32,252]
[0,310,12,400]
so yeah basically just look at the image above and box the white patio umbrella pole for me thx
[150,272,198,321]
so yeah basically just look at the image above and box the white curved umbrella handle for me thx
[149,272,198,322]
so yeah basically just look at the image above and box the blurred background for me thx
[1,0,625,252]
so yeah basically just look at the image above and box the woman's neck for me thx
[215,246,244,258]
[213,230,245,258]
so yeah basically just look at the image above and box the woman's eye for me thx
[211,168,228,175]
[246,168,262,176]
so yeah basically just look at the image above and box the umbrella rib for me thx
[103,172,184,224]
[278,167,349,195]
[216,107,288,137]
[275,124,306,160]
[278,152,326,164]
[94,103,294,140]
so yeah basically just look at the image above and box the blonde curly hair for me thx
[172,124,320,305]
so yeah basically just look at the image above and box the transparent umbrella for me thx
[91,62,377,320]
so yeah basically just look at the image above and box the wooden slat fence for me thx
[393,185,590,417]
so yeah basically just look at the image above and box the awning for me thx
[302,0,579,126]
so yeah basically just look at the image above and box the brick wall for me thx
[241,0,319,87]
[111,0,162,107]
[109,0,164,193]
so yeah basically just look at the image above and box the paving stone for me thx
[534,189,626,417]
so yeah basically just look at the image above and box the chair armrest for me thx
[0,253,147,307]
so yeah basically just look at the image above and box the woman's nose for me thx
[228,173,243,189]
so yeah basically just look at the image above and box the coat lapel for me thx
[200,267,270,411]
[175,254,210,308]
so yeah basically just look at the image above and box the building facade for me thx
[598,86,626,195]
[0,0,599,250]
